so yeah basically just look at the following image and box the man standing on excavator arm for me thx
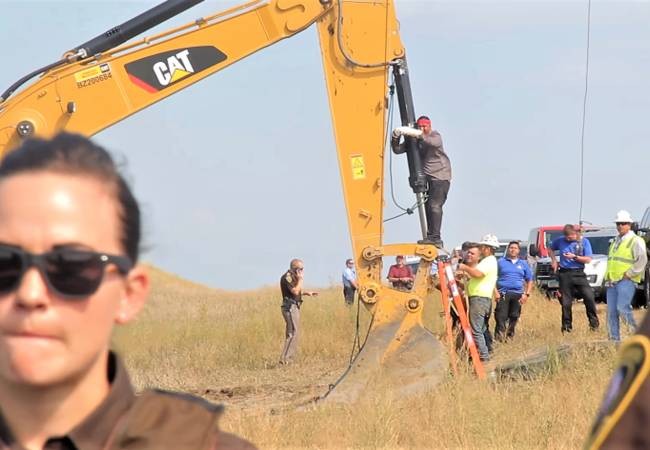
[392,116,452,248]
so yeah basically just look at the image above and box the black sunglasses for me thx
[0,245,133,300]
[616,222,630,226]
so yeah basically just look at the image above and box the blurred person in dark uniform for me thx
[586,314,650,449]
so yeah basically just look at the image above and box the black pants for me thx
[495,292,522,340]
[558,269,599,331]
[425,178,450,242]
[343,286,356,305]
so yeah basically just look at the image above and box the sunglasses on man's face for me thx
[616,222,630,227]
[0,245,133,300]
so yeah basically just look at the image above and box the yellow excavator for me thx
[0,0,448,401]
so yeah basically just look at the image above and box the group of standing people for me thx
[453,210,649,365]
[548,212,647,341]
[455,235,533,362]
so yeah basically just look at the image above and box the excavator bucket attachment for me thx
[323,258,450,403]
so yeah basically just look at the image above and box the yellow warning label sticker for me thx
[74,63,112,88]
[350,155,366,180]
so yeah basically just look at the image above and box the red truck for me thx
[527,226,566,295]
[527,225,565,258]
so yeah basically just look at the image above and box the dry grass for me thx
[112,266,644,449]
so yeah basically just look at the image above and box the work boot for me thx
[418,237,444,249]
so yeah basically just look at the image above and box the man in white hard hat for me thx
[604,210,648,341]
[457,234,499,361]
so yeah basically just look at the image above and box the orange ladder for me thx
[436,256,486,379]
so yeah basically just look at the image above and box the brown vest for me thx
[107,390,255,450]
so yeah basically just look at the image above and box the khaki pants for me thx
[280,304,300,363]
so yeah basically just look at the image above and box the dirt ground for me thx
[189,362,340,412]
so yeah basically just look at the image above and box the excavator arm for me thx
[0,0,446,401]
[0,0,333,151]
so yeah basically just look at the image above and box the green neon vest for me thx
[607,234,643,283]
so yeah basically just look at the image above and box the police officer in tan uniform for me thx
[279,259,318,364]
[0,134,254,450]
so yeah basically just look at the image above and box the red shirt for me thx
[388,264,414,289]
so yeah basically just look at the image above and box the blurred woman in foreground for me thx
[0,133,253,450]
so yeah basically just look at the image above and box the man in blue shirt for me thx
[495,241,533,341]
[549,224,600,333]
[342,259,358,306]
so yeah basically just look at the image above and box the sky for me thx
[1,1,650,290]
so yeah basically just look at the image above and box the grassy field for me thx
[112,266,645,449]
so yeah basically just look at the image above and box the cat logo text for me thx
[125,46,227,93]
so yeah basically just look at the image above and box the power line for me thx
[578,0,592,224]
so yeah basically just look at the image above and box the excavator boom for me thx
[0,0,446,402]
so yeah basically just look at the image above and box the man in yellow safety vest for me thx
[605,210,648,342]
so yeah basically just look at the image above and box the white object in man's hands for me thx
[392,126,423,138]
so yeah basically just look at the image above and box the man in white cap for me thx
[457,234,499,361]
[605,210,648,341]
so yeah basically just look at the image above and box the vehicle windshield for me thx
[544,230,564,249]
[587,235,616,255]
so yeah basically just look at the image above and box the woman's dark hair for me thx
[0,133,140,262]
